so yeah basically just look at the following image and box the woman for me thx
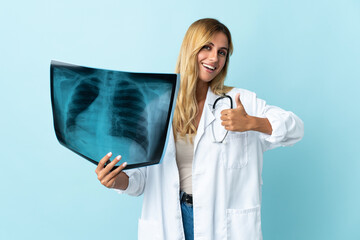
[95,18,304,240]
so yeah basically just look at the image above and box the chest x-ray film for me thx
[51,60,179,169]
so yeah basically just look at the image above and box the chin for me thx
[198,79,212,84]
[198,75,215,83]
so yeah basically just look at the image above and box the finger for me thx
[102,162,128,187]
[235,93,244,108]
[103,155,122,172]
[224,125,232,131]
[101,161,127,188]
[220,114,227,121]
[107,178,116,188]
[96,152,112,174]
[221,109,231,115]
[221,110,235,120]
[221,119,232,127]
[221,116,230,123]
[98,155,121,182]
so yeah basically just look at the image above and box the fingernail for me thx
[116,155,121,160]
[122,162,127,167]
[107,152,112,157]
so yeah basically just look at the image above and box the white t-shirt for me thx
[175,134,193,194]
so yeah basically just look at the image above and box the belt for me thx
[181,192,193,205]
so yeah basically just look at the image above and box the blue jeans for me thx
[180,192,194,240]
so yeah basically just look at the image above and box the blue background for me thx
[1,0,359,239]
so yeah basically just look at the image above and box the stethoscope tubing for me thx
[212,94,233,143]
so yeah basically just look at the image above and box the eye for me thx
[219,50,227,56]
[202,45,211,50]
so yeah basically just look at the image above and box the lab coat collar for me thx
[194,87,218,152]
[206,87,219,109]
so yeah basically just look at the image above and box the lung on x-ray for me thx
[51,60,179,169]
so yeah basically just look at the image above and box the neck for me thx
[196,81,209,103]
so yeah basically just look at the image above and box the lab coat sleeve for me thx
[113,167,146,196]
[249,92,304,151]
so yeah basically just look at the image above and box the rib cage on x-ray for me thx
[51,61,178,168]
[111,80,149,153]
[64,72,151,161]
[66,77,100,130]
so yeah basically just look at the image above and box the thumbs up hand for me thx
[220,93,251,132]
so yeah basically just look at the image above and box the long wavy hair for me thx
[173,18,234,139]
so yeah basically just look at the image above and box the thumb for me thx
[235,93,243,109]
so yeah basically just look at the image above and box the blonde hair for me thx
[173,18,234,139]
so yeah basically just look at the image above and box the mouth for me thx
[202,63,216,71]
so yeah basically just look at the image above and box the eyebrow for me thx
[209,42,229,51]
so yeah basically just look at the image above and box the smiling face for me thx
[197,31,229,84]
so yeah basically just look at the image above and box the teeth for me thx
[202,63,215,70]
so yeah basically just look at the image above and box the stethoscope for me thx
[211,94,233,143]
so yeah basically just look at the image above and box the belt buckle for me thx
[181,192,193,205]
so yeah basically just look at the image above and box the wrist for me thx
[247,115,256,131]
[247,116,272,135]
[113,172,129,190]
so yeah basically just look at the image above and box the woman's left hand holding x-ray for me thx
[221,93,273,135]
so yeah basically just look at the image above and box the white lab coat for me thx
[117,87,304,240]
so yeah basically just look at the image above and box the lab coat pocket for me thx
[138,218,161,240]
[226,206,262,240]
[221,132,248,169]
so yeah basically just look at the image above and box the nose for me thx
[208,49,218,62]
